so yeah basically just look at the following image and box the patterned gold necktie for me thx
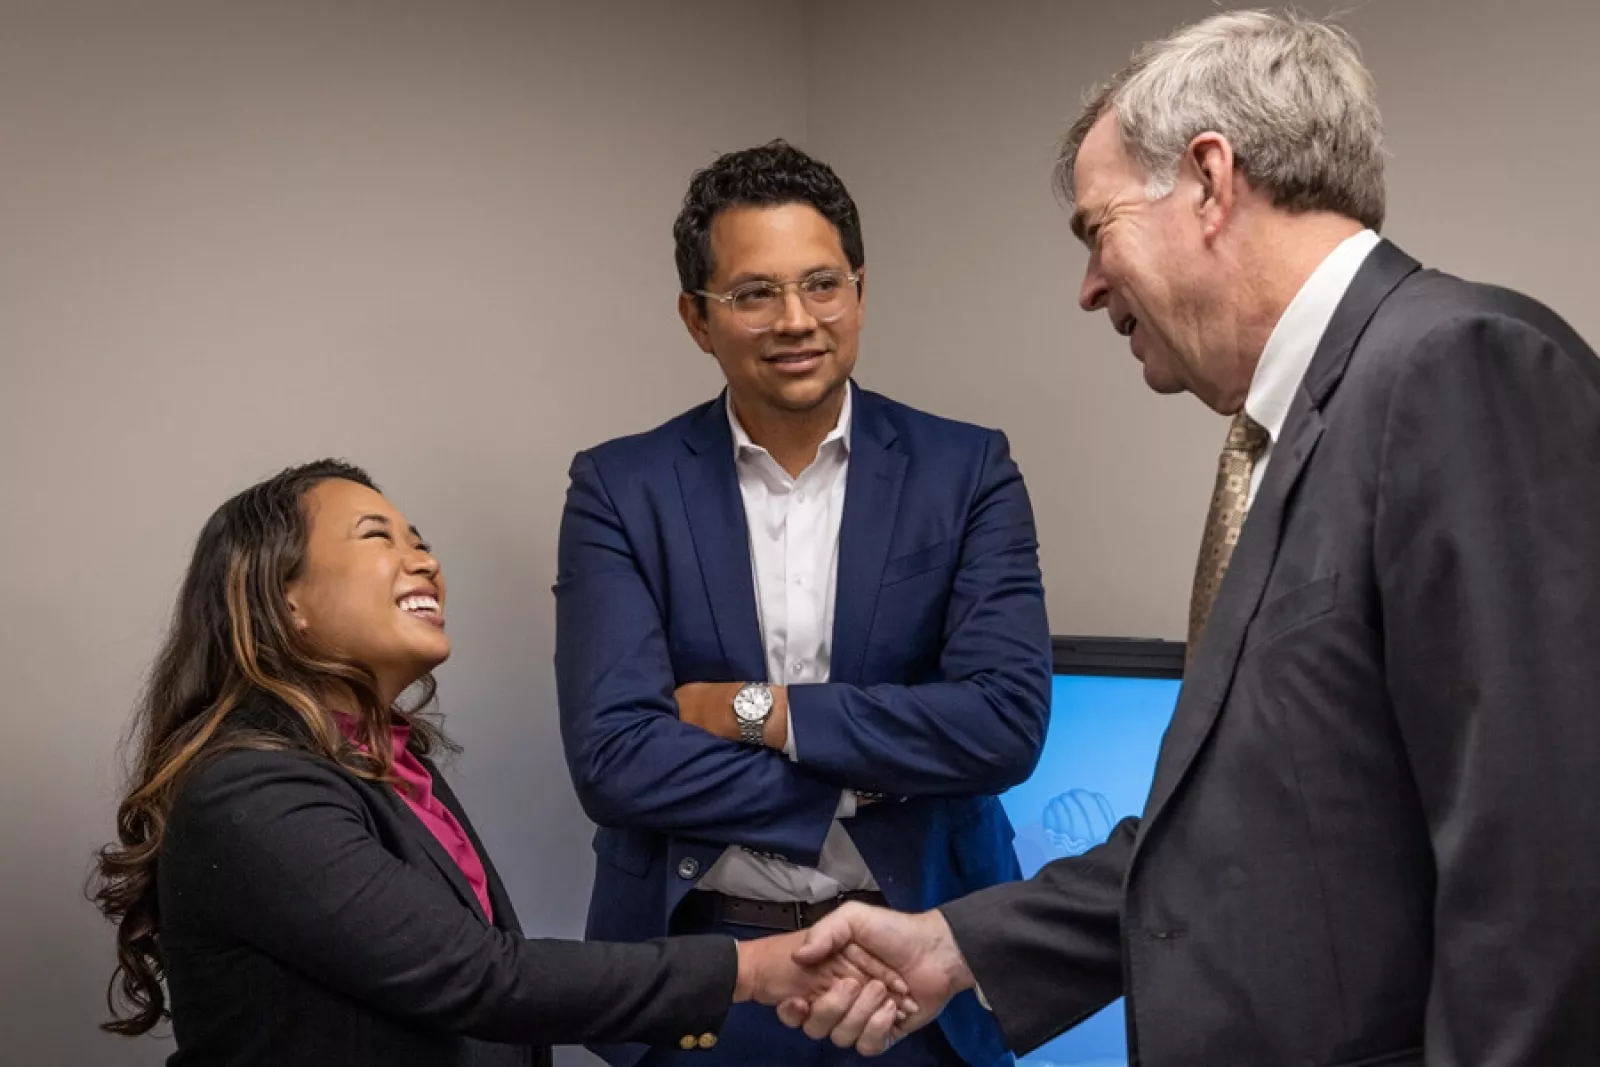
[1187,411,1270,657]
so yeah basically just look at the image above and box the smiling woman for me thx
[282,475,453,713]
[87,459,892,1067]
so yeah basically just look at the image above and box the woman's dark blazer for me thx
[157,697,735,1066]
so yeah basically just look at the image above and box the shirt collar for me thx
[1245,229,1381,443]
[726,384,853,461]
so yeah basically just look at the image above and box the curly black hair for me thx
[673,139,864,310]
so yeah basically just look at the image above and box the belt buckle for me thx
[804,895,840,928]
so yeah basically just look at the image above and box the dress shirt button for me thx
[794,575,805,586]
[791,662,804,674]
[678,1035,697,1051]
[796,491,807,503]
[676,857,700,880]
[698,1033,718,1049]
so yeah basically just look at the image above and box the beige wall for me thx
[808,0,1600,639]
[0,2,804,1064]
[4,1,1599,1064]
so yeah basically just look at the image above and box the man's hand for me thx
[734,929,914,1020]
[776,903,975,1056]
[675,682,789,749]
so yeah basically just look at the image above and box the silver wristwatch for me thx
[731,682,774,746]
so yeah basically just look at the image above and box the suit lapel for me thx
[1135,241,1422,841]
[831,387,907,685]
[372,773,491,926]
[676,395,768,679]
[427,760,522,934]
[232,696,506,930]
[1137,402,1324,832]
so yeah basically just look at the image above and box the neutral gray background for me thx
[1,2,1595,1064]
[805,0,1600,636]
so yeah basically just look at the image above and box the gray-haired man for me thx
[784,10,1600,1065]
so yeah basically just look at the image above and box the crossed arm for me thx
[555,433,1049,854]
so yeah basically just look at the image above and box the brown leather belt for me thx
[687,889,889,932]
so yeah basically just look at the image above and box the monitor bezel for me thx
[1051,635,1185,679]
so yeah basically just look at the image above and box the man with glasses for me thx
[555,140,1050,1067]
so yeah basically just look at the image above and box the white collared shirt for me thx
[1244,229,1382,506]
[697,387,879,903]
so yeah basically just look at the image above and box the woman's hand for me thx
[734,929,915,1017]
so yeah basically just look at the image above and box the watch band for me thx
[738,714,766,746]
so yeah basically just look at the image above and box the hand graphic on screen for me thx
[1042,788,1117,856]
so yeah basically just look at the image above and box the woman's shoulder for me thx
[220,688,322,744]
[170,695,364,830]
[157,701,384,925]
[173,749,356,837]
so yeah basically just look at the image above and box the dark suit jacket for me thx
[942,241,1600,1067]
[158,696,736,1067]
[555,383,1052,1067]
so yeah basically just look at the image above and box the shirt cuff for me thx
[782,714,798,761]
[974,982,992,1012]
[788,718,855,817]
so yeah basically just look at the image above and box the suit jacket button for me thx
[677,857,701,880]
[698,1033,718,1049]
[678,1035,697,1051]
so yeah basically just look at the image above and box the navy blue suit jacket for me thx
[554,384,1051,1067]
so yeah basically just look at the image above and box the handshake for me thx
[732,903,978,1056]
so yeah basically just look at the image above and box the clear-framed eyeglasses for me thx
[695,268,863,333]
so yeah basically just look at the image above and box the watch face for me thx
[733,684,773,722]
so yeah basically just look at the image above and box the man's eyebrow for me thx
[724,264,840,287]
[1070,208,1092,244]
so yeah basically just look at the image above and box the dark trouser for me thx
[638,892,969,1067]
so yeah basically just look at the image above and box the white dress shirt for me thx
[1245,228,1382,507]
[697,387,879,903]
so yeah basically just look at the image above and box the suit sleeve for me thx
[167,749,738,1047]
[939,816,1134,1053]
[1375,312,1600,1063]
[785,430,1052,795]
[555,451,841,861]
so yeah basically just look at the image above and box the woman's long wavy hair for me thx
[89,458,452,1036]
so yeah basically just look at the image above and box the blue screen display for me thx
[997,673,1182,1067]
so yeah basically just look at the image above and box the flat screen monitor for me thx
[997,636,1185,1067]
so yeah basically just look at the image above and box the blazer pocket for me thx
[1243,573,1338,653]
[881,539,954,586]
[591,827,651,878]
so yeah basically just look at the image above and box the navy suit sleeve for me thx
[555,451,840,861]
[166,749,737,1046]
[785,430,1052,796]
[1375,312,1600,1063]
